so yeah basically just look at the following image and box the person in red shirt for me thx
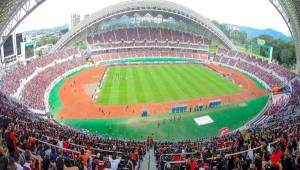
[9,129,17,153]
[93,153,107,170]
[198,160,209,170]
[62,137,70,149]
[131,148,139,168]
[5,126,17,155]
[172,154,181,168]
[271,148,283,167]
[219,140,225,148]
[187,157,198,170]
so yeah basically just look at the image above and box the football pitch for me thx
[97,64,242,105]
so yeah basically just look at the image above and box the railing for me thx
[17,139,134,170]
[159,151,197,163]
[163,140,279,170]
[41,135,123,154]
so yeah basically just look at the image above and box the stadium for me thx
[0,0,300,170]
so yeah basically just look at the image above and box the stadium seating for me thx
[87,27,209,49]
[0,46,299,170]
[0,83,299,169]
[214,48,298,89]
[218,48,297,80]
[21,57,86,110]
[91,49,209,63]
[0,48,78,95]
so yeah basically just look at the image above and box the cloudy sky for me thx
[16,0,291,36]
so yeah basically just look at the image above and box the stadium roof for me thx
[0,0,46,48]
[52,0,236,51]
[269,0,300,73]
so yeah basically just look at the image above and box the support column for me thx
[296,40,300,74]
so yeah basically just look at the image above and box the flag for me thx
[218,127,230,137]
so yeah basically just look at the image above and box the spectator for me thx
[14,152,22,170]
[93,153,106,170]
[109,153,121,170]
[23,150,34,170]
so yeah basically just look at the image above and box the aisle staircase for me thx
[139,148,157,170]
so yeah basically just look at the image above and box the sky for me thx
[16,0,291,36]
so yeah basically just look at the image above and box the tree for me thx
[36,35,59,47]
[74,41,87,50]
[35,49,43,57]
[254,35,295,68]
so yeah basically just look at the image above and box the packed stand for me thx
[0,92,147,170]
[91,48,208,63]
[0,76,299,170]
[155,112,300,170]
[21,57,85,110]
[216,48,297,82]
[215,49,286,89]
[0,49,78,95]
[87,27,209,49]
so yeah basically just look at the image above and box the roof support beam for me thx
[0,0,46,48]
[269,0,300,74]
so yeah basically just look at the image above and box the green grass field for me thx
[97,64,242,105]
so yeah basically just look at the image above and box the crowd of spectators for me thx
[0,78,299,170]
[91,49,208,63]
[87,27,209,49]
[0,49,78,95]
[21,57,86,110]
[0,47,299,169]
[214,49,292,89]
[155,115,300,170]
[153,79,300,170]
[216,48,297,84]
[0,92,147,170]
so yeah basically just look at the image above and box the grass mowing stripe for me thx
[186,65,232,95]
[132,67,146,103]
[171,65,210,97]
[162,65,196,98]
[126,68,137,103]
[199,66,242,94]
[136,67,156,102]
[140,66,163,102]
[126,67,137,103]
[151,66,180,101]
[98,68,115,104]
[118,67,128,104]
[108,67,122,104]
[179,65,219,96]
[143,67,164,100]
[156,65,185,100]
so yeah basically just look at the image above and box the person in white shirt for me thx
[57,139,63,148]
[108,153,121,170]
